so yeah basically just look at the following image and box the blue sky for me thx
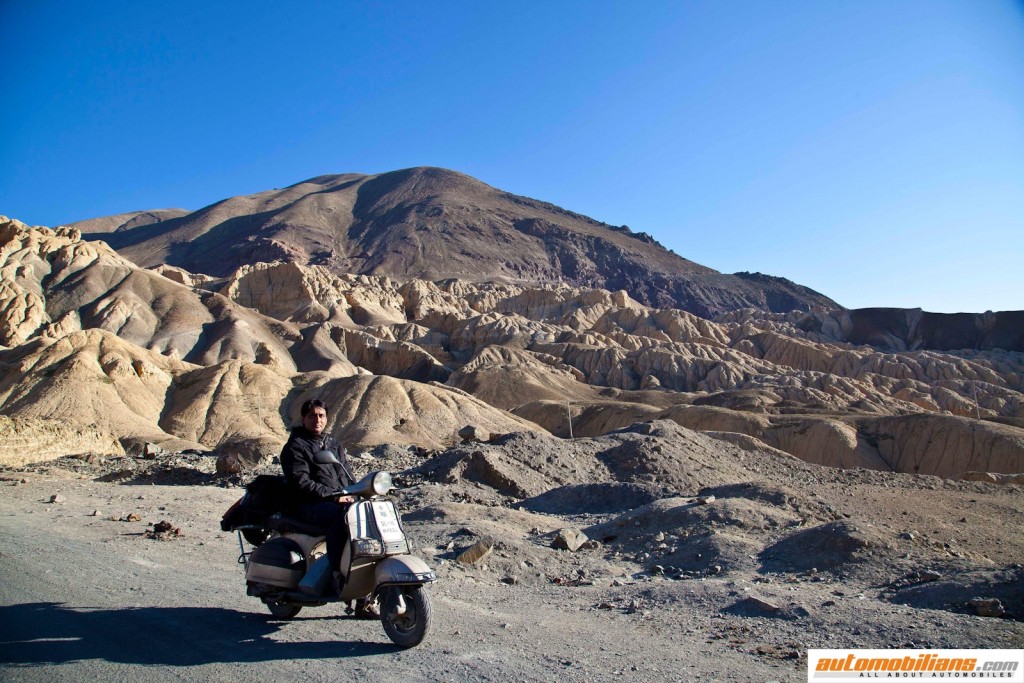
[2,1,1022,313]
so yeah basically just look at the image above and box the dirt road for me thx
[0,475,802,682]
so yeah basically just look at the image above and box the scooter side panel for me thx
[245,537,307,588]
[339,557,377,600]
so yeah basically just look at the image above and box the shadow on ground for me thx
[0,602,397,666]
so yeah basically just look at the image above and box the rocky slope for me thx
[719,307,1024,353]
[69,167,839,318]
[1,216,1022,478]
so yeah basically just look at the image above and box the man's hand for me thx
[336,495,355,504]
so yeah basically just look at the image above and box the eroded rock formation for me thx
[1,216,1021,478]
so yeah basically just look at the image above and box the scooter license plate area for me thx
[371,501,405,543]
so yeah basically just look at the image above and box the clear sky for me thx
[2,1,1022,313]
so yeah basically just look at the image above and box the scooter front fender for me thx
[375,555,436,586]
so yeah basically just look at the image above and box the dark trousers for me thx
[293,501,349,571]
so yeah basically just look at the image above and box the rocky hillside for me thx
[1,216,1021,480]
[719,307,1024,353]
[68,167,839,318]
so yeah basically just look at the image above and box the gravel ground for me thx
[1,424,1021,682]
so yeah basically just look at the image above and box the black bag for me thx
[221,475,300,531]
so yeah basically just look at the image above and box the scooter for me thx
[221,469,436,648]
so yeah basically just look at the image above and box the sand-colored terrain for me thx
[1,211,1022,680]
[1,216,1021,480]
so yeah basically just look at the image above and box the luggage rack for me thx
[234,525,265,565]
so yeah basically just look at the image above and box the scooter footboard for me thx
[375,555,436,586]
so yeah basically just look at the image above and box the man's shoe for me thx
[353,597,380,619]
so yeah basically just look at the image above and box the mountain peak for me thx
[73,168,839,317]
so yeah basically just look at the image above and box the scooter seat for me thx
[265,513,328,536]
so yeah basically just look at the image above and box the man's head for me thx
[301,399,328,435]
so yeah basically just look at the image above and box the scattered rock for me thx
[146,520,182,540]
[961,471,1024,485]
[456,539,494,565]
[216,452,244,475]
[217,437,279,470]
[969,597,1005,618]
[695,495,716,505]
[888,569,945,592]
[458,425,490,443]
[754,644,801,660]
[733,593,778,610]
[142,443,164,460]
[119,513,142,522]
[552,528,589,552]
[551,575,595,587]
[47,494,64,504]
[500,575,518,585]
[724,596,810,620]
[100,470,135,482]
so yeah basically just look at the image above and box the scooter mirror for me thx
[313,449,341,465]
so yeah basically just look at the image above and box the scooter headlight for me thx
[353,538,385,557]
[371,471,393,496]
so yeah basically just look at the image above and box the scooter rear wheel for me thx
[380,585,431,648]
[266,601,302,619]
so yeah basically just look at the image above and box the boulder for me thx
[456,539,494,565]
[216,452,244,475]
[459,425,490,443]
[969,597,1005,618]
[553,528,590,552]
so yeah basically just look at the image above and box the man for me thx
[279,399,354,592]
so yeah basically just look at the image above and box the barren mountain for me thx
[2,216,1021,482]
[65,208,190,234]
[69,167,839,318]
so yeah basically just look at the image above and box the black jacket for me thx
[280,427,354,503]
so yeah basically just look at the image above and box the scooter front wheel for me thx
[380,585,431,648]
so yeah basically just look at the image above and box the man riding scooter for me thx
[279,398,377,617]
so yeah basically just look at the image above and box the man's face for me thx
[303,406,328,435]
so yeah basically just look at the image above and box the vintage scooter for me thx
[221,464,436,648]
